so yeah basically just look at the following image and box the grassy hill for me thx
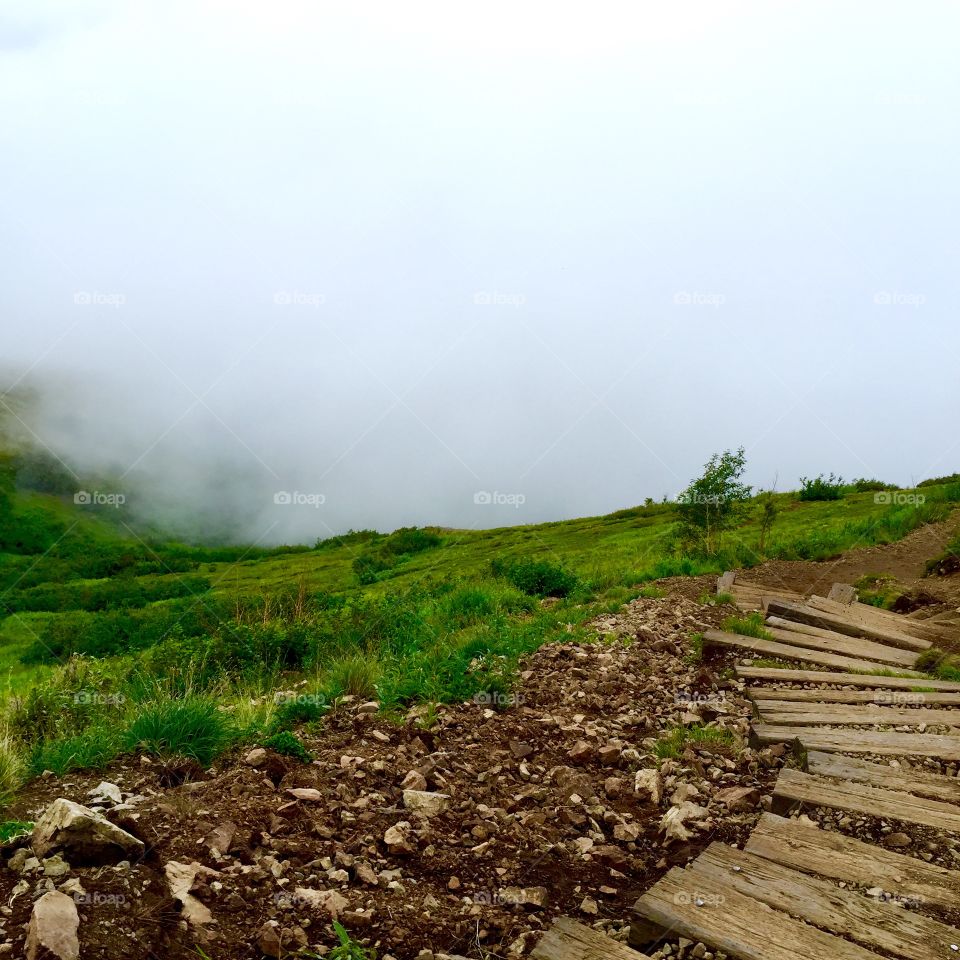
[0,443,957,801]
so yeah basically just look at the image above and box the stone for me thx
[401,770,428,792]
[659,801,709,843]
[258,921,282,958]
[286,788,323,802]
[244,748,268,767]
[165,861,219,927]
[402,790,451,818]
[634,768,663,806]
[26,891,79,960]
[357,702,380,714]
[293,887,349,919]
[384,822,414,855]
[206,821,237,857]
[714,786,760,811]
[87,781,122,806]
[33,799,144,862]
[884,832,912,849]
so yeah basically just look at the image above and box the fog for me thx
[2,1,959,543]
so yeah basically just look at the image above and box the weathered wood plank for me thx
[749,687,960,706]
[736,666,960,691]
[771,768,960,831]
[809,595,954,643]
[694,842,960,960]
[764,621,919,668]
[753,725,960,760]
[631,866,885,960]
[755,701,960,728]
[766,600,931,652]
[531,917,651,960]
[805,750,960,804]
[746,813,960,911]
[704,630,924,674]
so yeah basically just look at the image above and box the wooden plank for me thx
[764,621,919,668]
[753,725,960,760]
[531,917,651,960]
[755,701,960,728]
[805,750,960,804]
[767,600,931,652]
[631,865,885,960]
[737,665,960,690]
[704,630,924,675]
[771,768,960,831]
[694,842,960,960]
[809,595,954,643]
[746,813,960,912]
[749,687,960,706]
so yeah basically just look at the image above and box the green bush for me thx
[125,698,234,766]
[798,474,845,501]
[262,730,312,763]
[849,478,897,493]
[490,557,579,597]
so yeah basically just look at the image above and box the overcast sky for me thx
[2,1,958,543]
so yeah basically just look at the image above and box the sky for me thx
[1,1,959,543]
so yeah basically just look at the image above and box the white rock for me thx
[26,891,79,960]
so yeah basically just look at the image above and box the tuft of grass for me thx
[125,698,234,767]
[29,726,121,778]
[262,730,312,763]
[0,734,24,806]
[330,921,376,960]
[0,819,32,844]
[637,586,666,599]
[685,633,705,664]
[721,611,773,640]
[324,654,381,700]
[653,724,738,761]
[700,591,734,606]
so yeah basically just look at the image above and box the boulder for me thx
[402,790,450,818]
[33,799,144,862]
[26,890,79,960]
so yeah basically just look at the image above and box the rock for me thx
[884,832,912,849]
[509,741,534,760]
[57,878,85,898]
[286,788,323,802]
[206,822,237,857]
[714,786,760,811]
[293,887,349,919]
[634,768,663,806]
[41,855,70,878]
[613,822,641,842]
[402,790,451,818]
[87,781,122,806]
[244,748,268,767]
[659,801,709,843]
[401,770,428,792]
[357,701,380,714]
[498,886,548,909]
[354,861,379,886]
[165,861,219,928]
[384,822,414,855]
[26,891,79,960]
[567,741,593,764]
[258,921,282,958]
[579,896,599,915]
[33,799,144,862]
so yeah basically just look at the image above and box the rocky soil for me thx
[0,588,791,960]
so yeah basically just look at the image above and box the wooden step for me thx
[694,842,960,960]
[736,666,960,691]
[766,600,931,652]
[755,701,960,728]
[631,864,885,960]
[531,917,651,960]
[746,813,960,912]
[805,750,960,804]
[704,630,923,674]
[749,687,960,706]
[808,595,954,643]
[752,724,960,760]
[771,767,960,831]
[764,621,919,668]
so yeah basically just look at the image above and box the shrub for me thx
[798,473,845,501]
[125,698,233,766]
[918,472,960,488]
[270,693,328,732]
[490,557,579,597]
[676,448,752,555]
[850,478,897,493]
[262,731,312,763]
[324,654,380,700]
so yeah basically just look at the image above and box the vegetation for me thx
[653,724,738,760]
[676,448,751,554]
[798,473,845,501]
[721,611,774,640]
[262,730,312,763]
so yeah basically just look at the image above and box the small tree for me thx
[676,448,752,555]
[757,491,778,554]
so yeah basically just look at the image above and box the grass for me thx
[262,730,312,763]
[721,612,774,640]
[124,698,235,766]
[653,724,739,760]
